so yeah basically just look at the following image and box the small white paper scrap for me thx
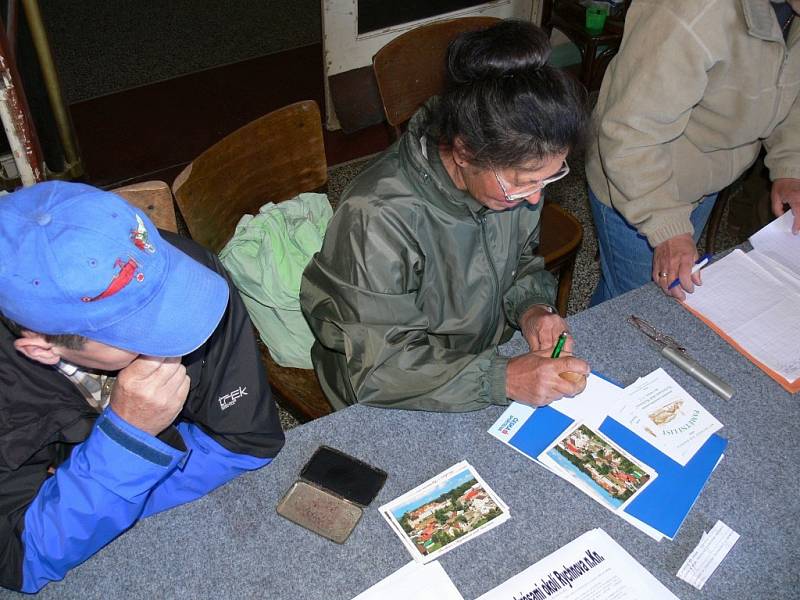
[676,520,739,590]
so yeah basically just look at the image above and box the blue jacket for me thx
[0,234,285,593]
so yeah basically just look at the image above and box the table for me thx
[3,283,797,599]
[541,0,626,91]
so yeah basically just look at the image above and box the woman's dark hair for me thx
[430,19,588,168]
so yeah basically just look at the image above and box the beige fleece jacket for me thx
[586,0,800,247]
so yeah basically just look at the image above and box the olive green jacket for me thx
[299,109,556,411]
[586,0,800,247]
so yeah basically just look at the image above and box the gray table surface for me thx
[3,283,797,599]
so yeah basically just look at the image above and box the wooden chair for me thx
[540,0,630,91]
[112,180,178,233]
[373,17,583,316]
[373,16,501,138]
[172,100,334,422]
[172,101,328,254]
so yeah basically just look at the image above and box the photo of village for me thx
[543,424,655,510]
[382,464,508,561]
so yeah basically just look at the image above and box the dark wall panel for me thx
[40,0,321,103]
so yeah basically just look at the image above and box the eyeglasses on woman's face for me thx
[491,160,570,203]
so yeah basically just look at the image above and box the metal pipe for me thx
[21,0,82,178]
[0,15,44,185]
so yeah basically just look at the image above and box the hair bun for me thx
[447,20,552,84]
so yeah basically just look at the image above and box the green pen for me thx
[551,331,568,358]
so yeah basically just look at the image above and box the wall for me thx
[40,0,321,103]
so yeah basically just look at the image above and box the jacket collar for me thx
[742,0,791,41]
[399,100,487,219]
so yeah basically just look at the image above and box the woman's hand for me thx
[652,233,699,300]
[506,351,590,407]
[519,305,573,353]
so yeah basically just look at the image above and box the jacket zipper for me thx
[480,214,501,343]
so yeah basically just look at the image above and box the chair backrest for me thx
[172,100,327,253]
[112,180,178,233]
[373,16,500,133]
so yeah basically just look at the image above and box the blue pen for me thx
[668,254,711,289]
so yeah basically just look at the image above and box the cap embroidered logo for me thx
[131,214,156,254]
[81,258,144,303]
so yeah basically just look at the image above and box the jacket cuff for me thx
[77,408,188,501]
[488,354,511,406]
[644,218,694,247]
[769,167,800,182]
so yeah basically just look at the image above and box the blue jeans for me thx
[589,189,718,306]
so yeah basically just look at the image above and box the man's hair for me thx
[0,313,87,350]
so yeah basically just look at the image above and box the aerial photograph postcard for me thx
[379,461,509,563]
[539,423,657,512]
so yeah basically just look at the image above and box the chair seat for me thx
[259,343,333,422]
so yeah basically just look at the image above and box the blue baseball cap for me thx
[0,181,229,356]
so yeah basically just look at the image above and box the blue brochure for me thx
[489,374,727,539]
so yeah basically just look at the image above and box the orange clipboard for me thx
[683,303,800,394]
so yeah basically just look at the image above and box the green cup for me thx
[585,5,608,35]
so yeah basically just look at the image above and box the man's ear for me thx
[13,332,61,365]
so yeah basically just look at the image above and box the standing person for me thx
[587,0,800,304]
[0,182,284,593]
[301,20,591,412]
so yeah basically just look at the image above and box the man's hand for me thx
[519,305,573,353]
[771,178,800,234]
[652,233,699,300]
[110,356,190,436]
[506,351,589,407]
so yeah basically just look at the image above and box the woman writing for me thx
[301,20,590,411]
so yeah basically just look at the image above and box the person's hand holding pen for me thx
[507,312,589,407]
[551,331,588,384]
[652,234,704,300]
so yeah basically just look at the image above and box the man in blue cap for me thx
[0,181,285,593]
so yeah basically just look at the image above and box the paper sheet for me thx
[547,373,626,427]
[676,520,739,590]
[749,210,800,279]
[747,251,800,295]
[352,560,464,600]
[476,528,679,599]
[684,249,800,382]
[610,368,722,466]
